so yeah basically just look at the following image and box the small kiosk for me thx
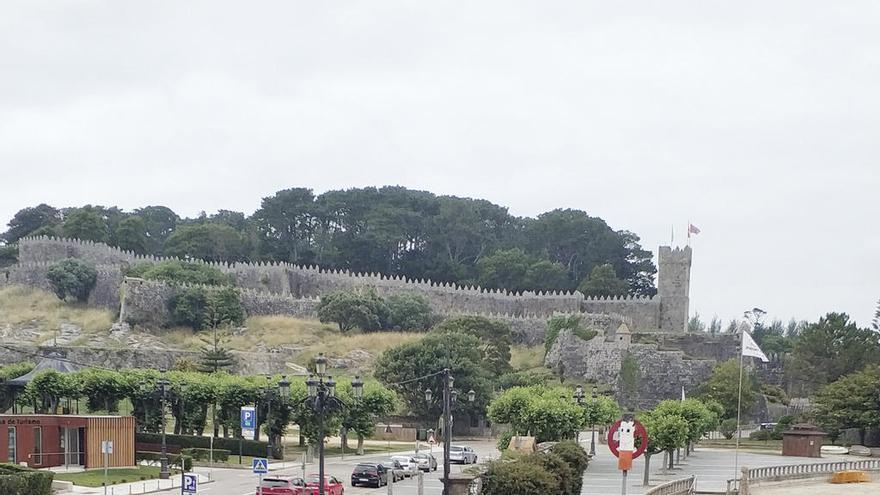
[782,423,826,458]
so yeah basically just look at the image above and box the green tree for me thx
[578,263,629,298]
[164,223,250,262]
[316,290,389,332]
[699,359,756,419]
[545,314,598,355]
[487,386,585,442]
[338,380,397,454]
[579,395,621,428]
[433,316,513,375]
[719,418,738,440]
[482,454,558,495]
[384,293,433,331]
[112,215,149,253]
[46,258,97,302]
[22,370,82,413]
[476,249,533,292]
[2,204,62,243]
[61,207,109,242]
[788,313,880,392]
[639,409,689,478]
[203,287,246,329]
[0,245,18,269]
[550,441,590,494]
[375,332,491,418]
[812,366,880,440]
[169,287,209,329]
[0,363,35,412]
[78,368,130,413]
[134,205,179,254]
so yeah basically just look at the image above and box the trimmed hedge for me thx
[135,452,193,471]
[137,433,270,458]
[0,463,54,495]
[181,448,230,462]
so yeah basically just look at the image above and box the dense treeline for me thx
[0,186,657,295]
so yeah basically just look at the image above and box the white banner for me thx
[742,331,769,362]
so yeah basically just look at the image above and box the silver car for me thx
[414,452,438,472]
[389,455,420,477]
[448,445,477,464]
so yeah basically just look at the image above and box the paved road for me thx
[163,440,499,495]
[580,438,853,495]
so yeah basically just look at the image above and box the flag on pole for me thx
[688,224,701,237]
[741,331,769,362]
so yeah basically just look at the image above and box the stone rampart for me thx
[545,329,716,409]
[14,236,691,335]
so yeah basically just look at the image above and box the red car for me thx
[304,474,344,495]
[256,476,307,495]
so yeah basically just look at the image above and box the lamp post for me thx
[156,369,171,480]
[305,354,362,495]
[574,385,600,456]
[264,376,273,459]
[426,370,475,495]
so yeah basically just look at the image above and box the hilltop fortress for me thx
[2,236,692,342]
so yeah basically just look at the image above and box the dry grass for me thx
[0,285,115,342]
[510,345,545,371]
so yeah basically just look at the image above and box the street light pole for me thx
[157,370,170,480]
[265,376,273,459]
[590,386,598,456]
[442,369,451,495]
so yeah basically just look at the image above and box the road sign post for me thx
[241,406,256,439]
[101,441,113,495]
[182,473,198,494]
[253,457,269,495]
[607,416,648,495]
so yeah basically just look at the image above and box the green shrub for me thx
[385,294,433,330]
[496,430,514,451]
[137,433,269,457]
[46,258,97,302]
[749,429,772,441]
[535,452,577,495]
[550,440,590,493]
[181,448,230,462]
[482,455,557,495]
[0,463,54,495]
[126,260,233,286]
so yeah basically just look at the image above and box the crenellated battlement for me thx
[12,236,691,334]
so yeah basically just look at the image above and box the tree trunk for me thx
[342,431,349,449]
[643,453,651,486]
[212,404,219,438]
[357,434,365,455]
[667,449,675,469]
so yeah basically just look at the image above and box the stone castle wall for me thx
[6,237,693,336]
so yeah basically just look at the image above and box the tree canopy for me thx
[4,187,657,295]
[46,258,97,302]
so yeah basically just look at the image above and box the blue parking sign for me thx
[252,457,269,474]
[182,473,198,494]
[241,406,256,430]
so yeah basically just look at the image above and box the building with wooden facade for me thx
[0,415,135,469]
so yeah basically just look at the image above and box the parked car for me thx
[448,445,478,464]
[351,463,391,488]
[414,452,438,472]
[304,474,344,495]
[255,476,307,495]
[390,455,420,477]
[382,459,408,482]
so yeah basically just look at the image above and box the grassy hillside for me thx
[0,285,115,344]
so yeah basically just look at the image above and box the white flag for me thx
[741,331,769,362]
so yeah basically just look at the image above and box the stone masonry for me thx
[2,237,694,340]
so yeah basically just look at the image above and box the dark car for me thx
[256,476,307,495]
[351,463,390,488]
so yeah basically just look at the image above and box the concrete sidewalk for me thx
[63,470,214,494]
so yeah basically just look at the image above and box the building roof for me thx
[6,352,82,387]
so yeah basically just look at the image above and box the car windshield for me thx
[355,464,377,473]
[306,476,327,484]
[415,454,428,459]
[450,446,463,451]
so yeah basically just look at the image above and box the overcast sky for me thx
[1,1,878,327]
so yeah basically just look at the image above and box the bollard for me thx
[417,470,424,495]
[387,473,394,495]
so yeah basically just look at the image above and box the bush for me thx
[181,448,230,462]
[126,260,233,286]
[535,452,577,495]
[168,286,245,330]
[719,418,738,440]
[137,433,269,458]
[46,258,97,302]
[496,430,514,451]
[0,463,54,495]
[317,289,389,332]
[482,456,557,495]
[385,294,433,330]
[135,452,193,471]
[749,429,772,441]
[550,440,590,494]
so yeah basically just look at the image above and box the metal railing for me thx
[727,459,880,494]
[645,475,696,495]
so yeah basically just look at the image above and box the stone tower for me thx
[658,246,692,333]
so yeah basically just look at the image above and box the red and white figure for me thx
[688,224,701,237]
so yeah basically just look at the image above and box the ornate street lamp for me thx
[424,370,475,495]
[156,369,171,480]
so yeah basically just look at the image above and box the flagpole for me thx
[734,331,745,482]
[671,224,674,246]
[687,220,691,247]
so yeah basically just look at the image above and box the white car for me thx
[448,446,477,464]
[389,456,420,477]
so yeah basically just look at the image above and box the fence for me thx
[645,475,696,495]
[727,459,880,494]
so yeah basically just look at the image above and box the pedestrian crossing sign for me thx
[252,457,269,474]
